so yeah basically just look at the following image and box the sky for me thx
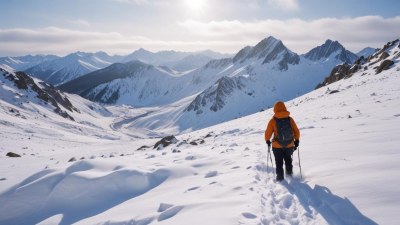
[0,0,399,56]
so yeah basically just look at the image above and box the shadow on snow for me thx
[282,179,378,225]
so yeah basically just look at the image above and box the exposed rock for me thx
[379,52,390,61]
[189,141,198,146]
[329,90,340,94]
[6,152,21,157]
[1,68,78,120]
[204,132,214,138]
[154,135,178,149]
[374,39,399,58]
[376,60,394,74]
[137,145,150,151]
[260,40,300,70]
[68,157,77,162]
[316,38,398,89]
[186,76,245,114]
[316,63,355,88]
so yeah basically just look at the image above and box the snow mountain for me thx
[317,39,399,88]
[356,47,378,58]
[58,36,360,134]
[59,60,175,105]
[24,51,122,86]
[59,58,233,108]
[122,48,230,72]
[1,37,399,225]
[0,54,59,71]
[233,36,300,71]
[303,39,358,64]
[171,54,214,72]
[178,37,358,130]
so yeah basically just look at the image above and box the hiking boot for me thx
[286,170,293,177]
[276,174,284,181]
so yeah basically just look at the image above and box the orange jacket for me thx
[265,101,300,148]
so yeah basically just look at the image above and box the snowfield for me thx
[1,43,400,224]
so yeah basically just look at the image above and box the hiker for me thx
[265,101,300,181]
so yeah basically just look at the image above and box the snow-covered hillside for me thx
[24,52,122,85]
[0,39,399,224]
[59,58,234,108]
[0,54,59,71]
[0,65,132,144]
[86,36,358,133]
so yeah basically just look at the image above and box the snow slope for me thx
[24,52,122,85]
[0,55,59,71]
[1,39,399,225]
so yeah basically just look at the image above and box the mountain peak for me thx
[258,36,281,45]
[232,36,299,70]
[356,47,377,58]
[233,36,285,63]
[304,39,357,63]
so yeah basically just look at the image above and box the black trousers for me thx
[272,147,293,178]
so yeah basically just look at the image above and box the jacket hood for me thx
[274,101,287,113]
[273,101,290,118]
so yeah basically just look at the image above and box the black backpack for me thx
[274,117,294,147]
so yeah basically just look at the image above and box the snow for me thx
[0,55,59,71]
[24,52,120,85]
[74,37,358,135]
[0,40,399,225]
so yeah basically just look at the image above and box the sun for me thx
[186,0,204,12]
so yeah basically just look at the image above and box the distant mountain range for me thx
[24,51,122,86]
[121,49,230,72]
[2,36,397,134]
[356,47,377,58]
[1,49,230,86]
[57,36,363,131]
[0,55,59,71]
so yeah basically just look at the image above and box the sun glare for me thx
[186,0,204,12]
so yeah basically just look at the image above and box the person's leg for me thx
[283,148,293,175]
[273,148,284,180]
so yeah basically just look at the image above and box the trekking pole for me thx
[266,145,270,174]
[268,145,275,176]
[298,146,303,179]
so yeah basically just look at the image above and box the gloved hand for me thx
[294,140,299,149]
[266,140,271,147]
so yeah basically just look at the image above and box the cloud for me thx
[179,16,400,53]
[267,0,299,11]
[0,27,236,56]
[67,19,91,27]
[1,16,399,56]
